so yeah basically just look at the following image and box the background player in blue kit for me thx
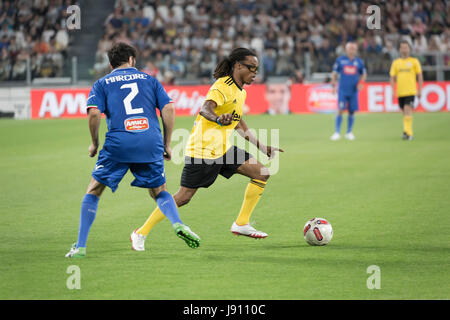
[330,42,366,141]
[65,43,200,258]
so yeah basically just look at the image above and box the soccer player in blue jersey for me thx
[65,43,200,258]
[330,42,366,141]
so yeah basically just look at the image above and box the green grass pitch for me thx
[0,113,449,300]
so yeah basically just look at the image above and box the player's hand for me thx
[417,90,421,99]
[263,145,284,160]
[88,144,98,157]
[163,145,172,161]
[357,83,363,91]
[331,86,336,95]
[218,113,233,126]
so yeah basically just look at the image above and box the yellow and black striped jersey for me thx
[185,76,246,159]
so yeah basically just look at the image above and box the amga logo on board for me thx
[35,91,88,118]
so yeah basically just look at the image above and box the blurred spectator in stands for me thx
[413,3,429,23]
[142,61,160,79]
[383,40,398,60]
[12,50,28,80]
[290,69,304,84]
[168,56,185,78]
[0,47,10,80]
[33,37,49,55]
[49,38,64,76]
[317,38,335,72]
[0,35,9,51]
[92,42,110,79]
[412,33,428,55]
[162,70,175,86]
[105,7,123,29]
[198,53,214,79]
[399,21,412,36]
[55,23,69,51]
[411,17,427,35]
[135,8,150,28]
[366,36,383,54]
[263,48,277,77]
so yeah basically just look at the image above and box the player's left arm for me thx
[235,118,284,159]
[160,102,176,160]
[357,60,367,91]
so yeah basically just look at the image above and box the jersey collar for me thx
[110,67,138,73]
[229,75,243,91]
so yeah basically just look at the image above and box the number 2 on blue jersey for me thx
[120,82,143,115]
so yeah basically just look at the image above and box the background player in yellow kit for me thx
[389,40,423,140]
[129,48,284,250]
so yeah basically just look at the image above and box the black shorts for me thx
[398,96,415,110]
[181,146,252,189]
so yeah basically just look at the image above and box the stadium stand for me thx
[0,0,80,81]
[95,0,450,83]
[0,0,449,83]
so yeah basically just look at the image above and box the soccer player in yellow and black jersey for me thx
[129,48,284,250]
[389,40,423,140]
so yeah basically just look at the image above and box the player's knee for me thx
[256,167,270,182]
[176,196,191,207]
[173,192,192,207]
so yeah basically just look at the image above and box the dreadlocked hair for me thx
[213,47,257,79]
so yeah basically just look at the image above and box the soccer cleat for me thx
[402,132,413,140]
[345,132,355,140]
[173,223,201,248]
[65,243,86,258]
[231,222,268,239]
[330,132,341,141]
[130,228,146,251]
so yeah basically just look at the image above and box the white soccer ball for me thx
[303,218,333,246]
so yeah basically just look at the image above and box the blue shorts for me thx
[338,92,358,112]
[91,150,166,192]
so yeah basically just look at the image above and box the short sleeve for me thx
[389,61,397,77]
[332,59,340,73]
[154,79,172,110]
[359,59,367,75]
[414,59,422,74]
[87,81,106,113]
[206,88,226,106]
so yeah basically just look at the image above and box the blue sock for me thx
[76,194,99,248]
[347,113,355,133]
[156,191,182,225]
[335,114,343,133]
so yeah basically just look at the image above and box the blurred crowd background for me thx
[0,0,75,81]
[0,0,449,83]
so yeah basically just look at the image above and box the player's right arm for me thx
[331,71,338,95]
[87,107,101,157]
[86,81,105,158]
[199,100,233,126]
[331,58,341,95]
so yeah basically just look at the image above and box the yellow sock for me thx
[235,179,266,226]
[137,207,166,236]
[403,115,413,136]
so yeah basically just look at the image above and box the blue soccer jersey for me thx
[87,67,172,163]
[332,56,366,94]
